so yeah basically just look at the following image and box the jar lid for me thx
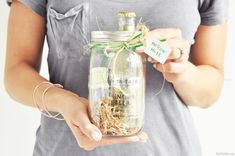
[91,31,139,42]
[118,12,136,18]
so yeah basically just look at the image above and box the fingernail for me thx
[153,64,156,68]
[91,131,102,142]
[148,57,152,62]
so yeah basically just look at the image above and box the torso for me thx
[34,1,202,155]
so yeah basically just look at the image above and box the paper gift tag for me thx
[144,38,171,64]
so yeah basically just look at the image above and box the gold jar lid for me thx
[118,11,136,18]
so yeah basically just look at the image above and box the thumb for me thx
[76,111,102,142]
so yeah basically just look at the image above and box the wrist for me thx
[44,86,69,113]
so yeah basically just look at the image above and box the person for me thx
[4,0,228,155]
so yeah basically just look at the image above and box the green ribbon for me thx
[90,32,167,55]
[89,32,145,53]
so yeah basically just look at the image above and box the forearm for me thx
[4,62,66,112]
[173,61,224,108]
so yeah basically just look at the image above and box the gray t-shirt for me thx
[7,0,228,156]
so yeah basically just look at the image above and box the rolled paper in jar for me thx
[90,67,108,85]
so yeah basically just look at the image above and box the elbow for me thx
[4,70,15,100]
[201,89,223,109]
[201,78,224,109]
[3,66,20,102]
[190,69,224,109]
[198,95,220,109]
[188,83,224,109]
[189,88,223,109]
[187,94,221,109]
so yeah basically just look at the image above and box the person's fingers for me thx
[135,46,145,53]
[78,97,89,106]
[101,136,139,146]
[138,132,149,142]
[153,62,187,74]
[146,38,189,63]
[68,122,83,145]
[147,50,188,64]
[167,48,189,61]
[74,110,102,142]
[167,39,189,49]
[71,99,102,142]
[160,72,183,83]
[147,57,157,63]
[68,122,98,151]
[69,118,149,151]
[147,28,182,40]
[167,48,182,60]
[100,131,148,146]
[167,39,190,60]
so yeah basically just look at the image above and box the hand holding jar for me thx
[146,28,191,83]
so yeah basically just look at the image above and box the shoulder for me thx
[198,0,229,26]
[7,0,47,18]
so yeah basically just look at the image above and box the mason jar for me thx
[89,31,145,136]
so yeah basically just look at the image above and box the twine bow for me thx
[89,24,149,55]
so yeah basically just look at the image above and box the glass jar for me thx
[89,31,145,136]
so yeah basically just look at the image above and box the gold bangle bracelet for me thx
[41,84,64,120]
[33,81,64,120]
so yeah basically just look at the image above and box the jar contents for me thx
[89,12,145,136]
[90,73,145,136]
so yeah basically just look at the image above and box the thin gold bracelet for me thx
[41,84,64,120]
[33,81,53,114]
[33,81,64,120]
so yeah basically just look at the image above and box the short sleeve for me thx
[7,0,47,18]
[199,0,229,26]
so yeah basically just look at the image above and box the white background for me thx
[0,1,234,156]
